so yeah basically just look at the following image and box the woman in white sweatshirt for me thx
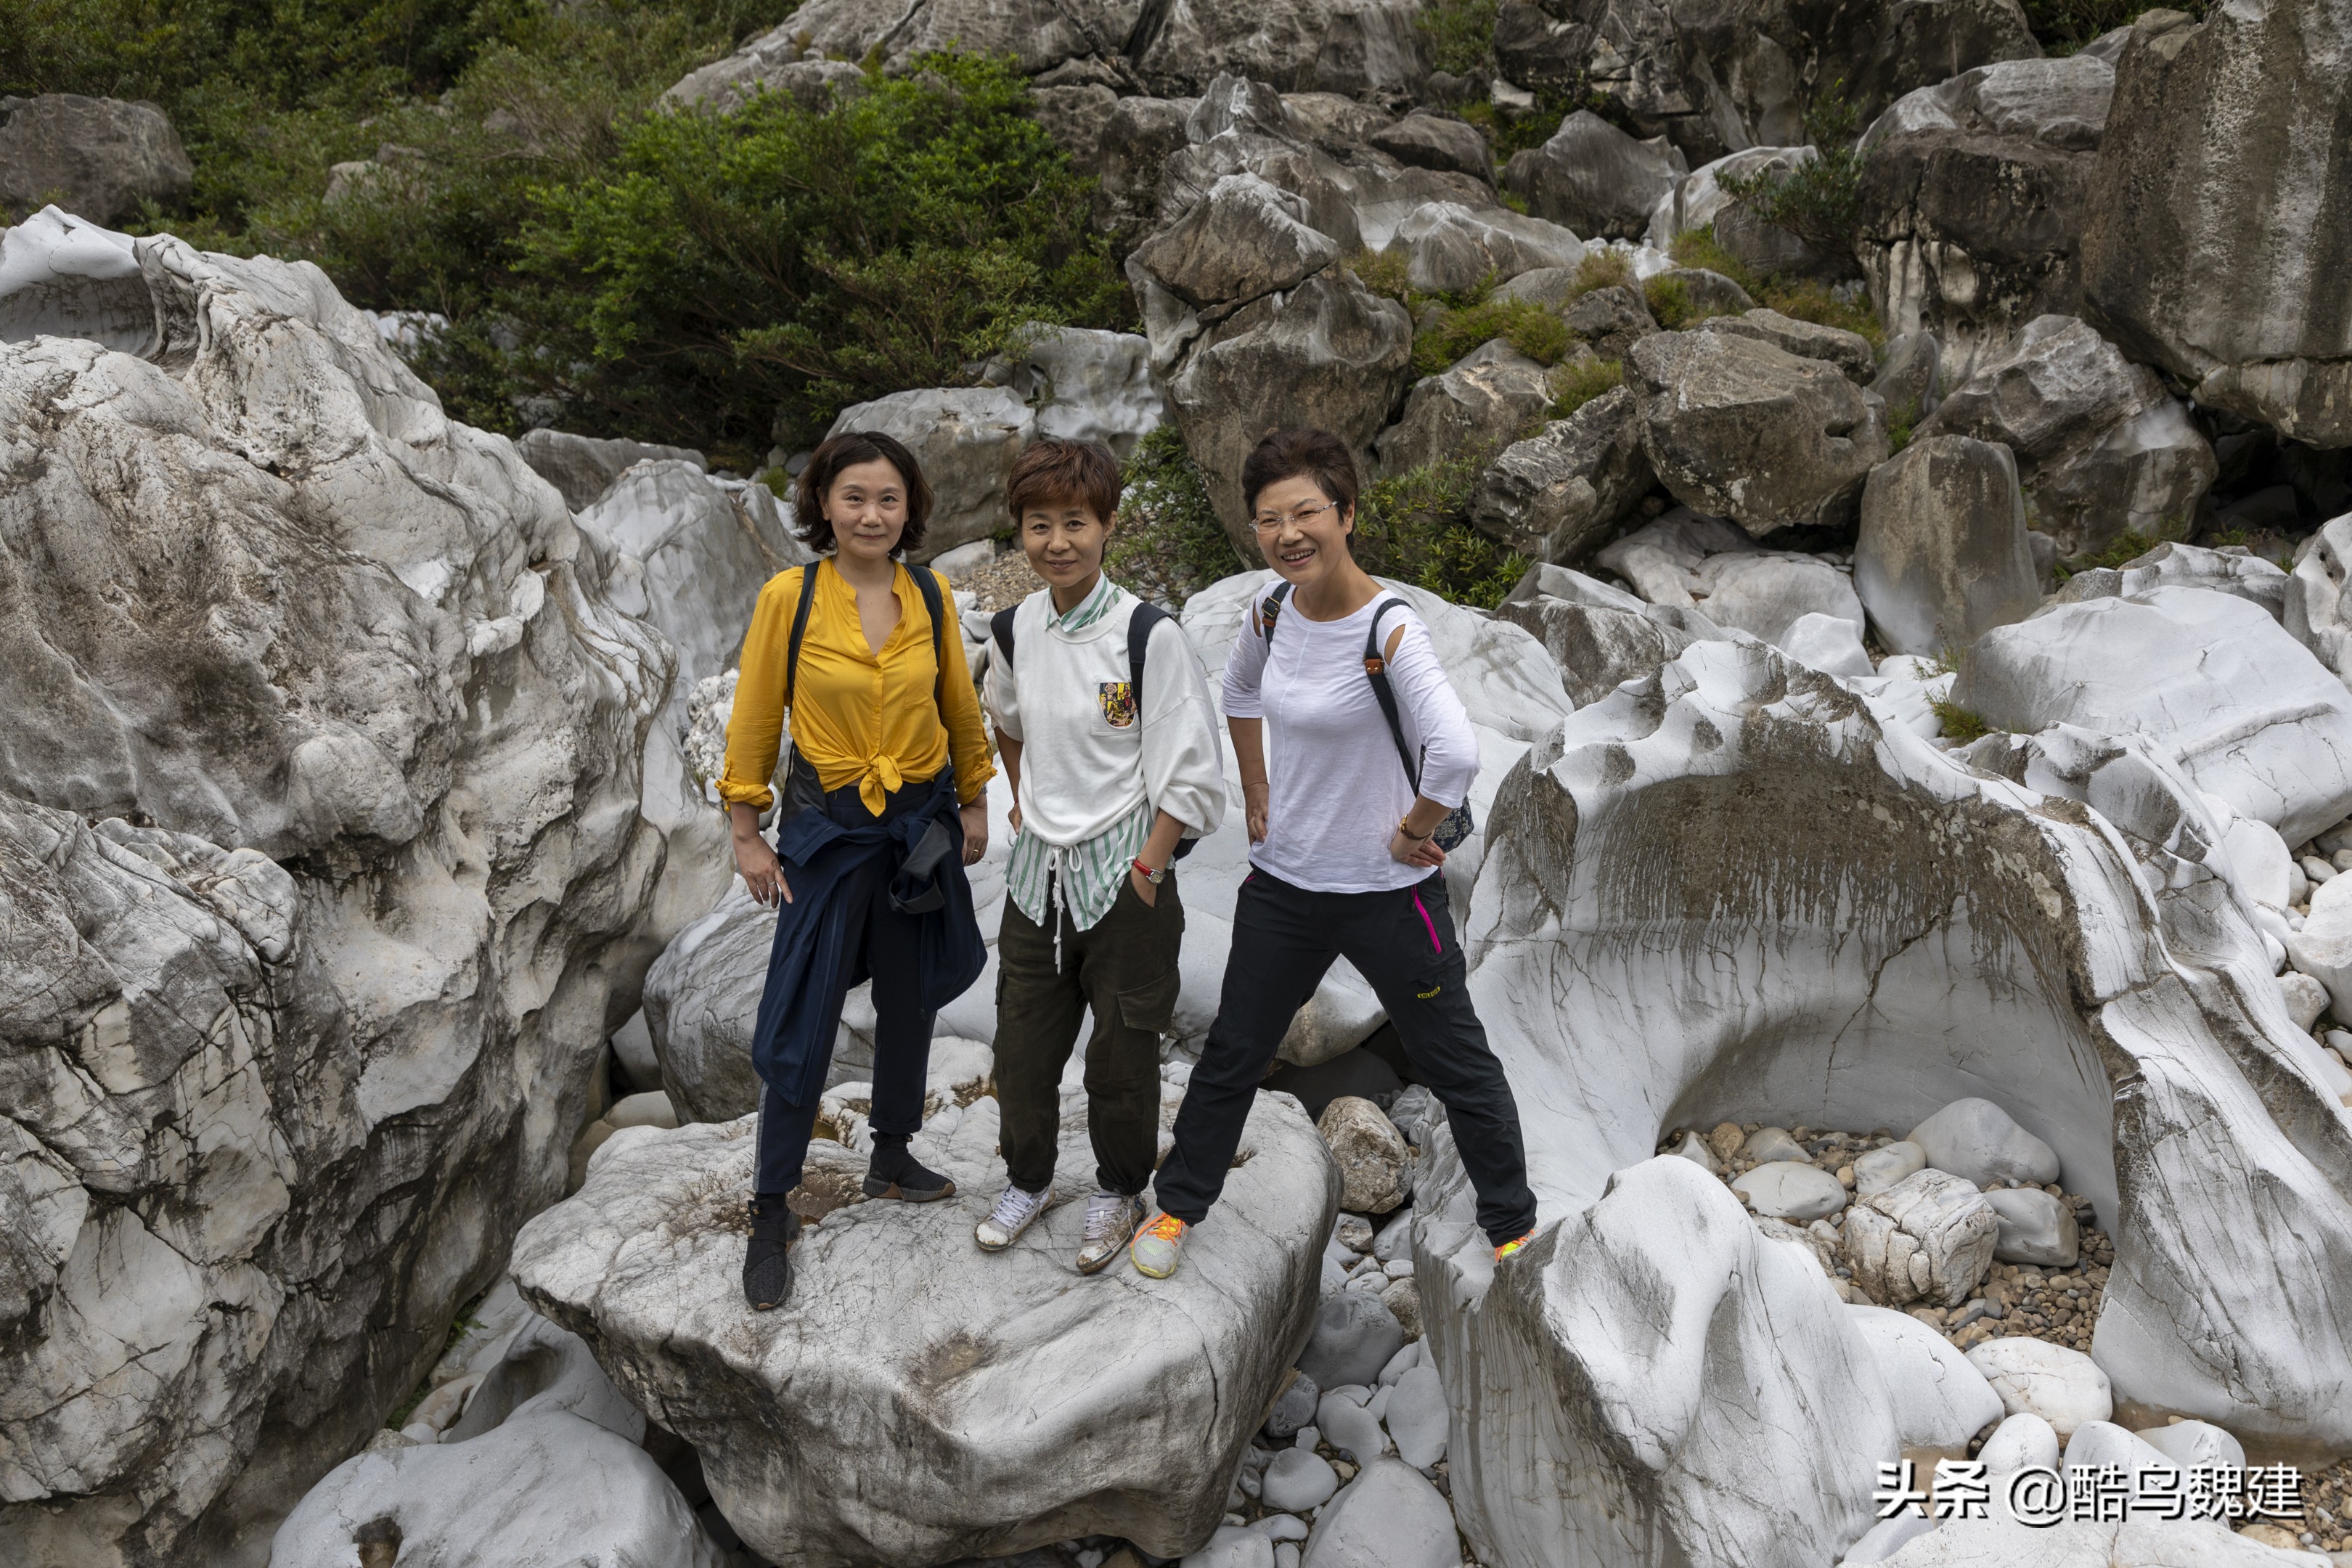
[976,439,1227,1273]
[1131,427,1539,1280]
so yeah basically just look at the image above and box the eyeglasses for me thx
[1250,500,1339,535]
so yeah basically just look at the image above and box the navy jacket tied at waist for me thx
[749,767,984,1108]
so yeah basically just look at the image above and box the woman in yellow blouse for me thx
[719,429,995,1310]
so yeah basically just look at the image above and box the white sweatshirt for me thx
[985,581,1228,852]
[1222,590,1479,894]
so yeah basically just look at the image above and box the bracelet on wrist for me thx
[1398,817,1434,844]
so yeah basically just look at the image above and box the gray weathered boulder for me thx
[1029,83,1122,173]
[516,428,709,512]
[1842,1169,1999,1307]
[512,1095,1337,1567]
[1871,329,1943,422]
[1699,307,1877,384]
[1984,1186,2078,1267]
[1503,111,1686,240]
[1646,266,1756,319]
[0,220,711,1563]
[661,51,866,113]
[1093,96,1201,246]
[1956,587,2352,845]
[1466,386,1654,560]
[1000,324,1167,460]
[1374,339,1555,479]
[1380,201,1583,296]
[822,386,1035,561]
[1561,283,1657,361]
[0,95,192,226]
[1130,172,1339,310]
[1318,1095,1410,1214]
[1857,53,2117,383]
[1914,314,2214,558]
[1161,269,1413,551]
[1628,329,1891,534]
[1646,145,1814,250]
[1299,1458,1457,1568]
[1909,1097,2062,1188]
[1855,434,2041,657]
[1497,584,1714,706]
[2081,3,2352,446]
[2054,539,2288,624]
[1367,112,1494,184]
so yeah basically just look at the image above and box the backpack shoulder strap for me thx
[1127,599,1169,706]
[990,604,1018,666]
[783,562,822,709]
[1257,579,1294,643]
[1362,596,1421,794]
[910,563,949,713]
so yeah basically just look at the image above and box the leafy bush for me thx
[1886,399,1920,453]
[1560,247,1630,301]
[1549,356,1622,418]
[525,53,1129,460]
[1642,273,1741,330]
[2050,528,2160,583]
[1930,700,1993,743]
[1667,226,1885,346]
[1103,427,1246,608]
[1716,87,1866,264]
[1346,246,1418,307]
[1357,452,1527,608]
[1414,0,1498,75]
[1413,295,1571,375]
[2021,0,2205,51]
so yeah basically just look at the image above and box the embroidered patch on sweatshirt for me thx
[1098,680,1138,729]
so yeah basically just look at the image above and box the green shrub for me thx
[1667,225,1885,346]
[2051,528,2160,583]
[1886,399,1919,453]
[1413,296,1571,376]
[520,54,1129,461]
[1642,273,1743,330]
[1561,247,1630,301]
[1549,356,1622,418]
[1413,0,1498,75]
[1356,453,1527,608]
[1930,700,1993,743]
[1346,246,1418,308]
[1103,427,1246,608]
[1717,87,1867,264]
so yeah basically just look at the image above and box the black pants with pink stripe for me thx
[1152,867,1539,1246]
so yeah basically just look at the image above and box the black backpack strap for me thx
[783,561,822,708]
[1127,599,1167,699]
[910,563,948,713]
[990,605,1018,666]
[1257,580,1293,643]
[1362,596,1422,794]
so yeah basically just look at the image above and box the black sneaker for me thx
[742,1201,801,1310]
[862,1134,957,1202]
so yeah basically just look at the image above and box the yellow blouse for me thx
[719,559,994,815]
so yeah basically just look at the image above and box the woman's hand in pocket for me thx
[1129,863,1159,907]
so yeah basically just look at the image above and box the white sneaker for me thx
[1076,1191,1145,1275]
[975,1183,1052,1251]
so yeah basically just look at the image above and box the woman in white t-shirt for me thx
[1130,428,1540,1279]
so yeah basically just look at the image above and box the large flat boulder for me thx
[2080,1,2352,446]
[1955,586,2352,845]
[510,1096,1339,1568]
[0,214,711,1562]
[1628,329,1891,536]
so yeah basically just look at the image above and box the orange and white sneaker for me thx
[1130,1212,1189,1278]
[1493,1229,1536,1263]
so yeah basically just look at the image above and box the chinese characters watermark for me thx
[1871,1459,2304,1527]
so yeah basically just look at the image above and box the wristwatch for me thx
[1131,857,1166,885]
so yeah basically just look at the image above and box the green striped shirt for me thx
[1005,576,1151,935]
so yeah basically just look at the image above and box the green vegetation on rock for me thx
[1104,428,1248,609]
[1549,357,1623,419]
[1667,226,1884,346]
[1715,87,1867,265]
[1358,453,1527,608]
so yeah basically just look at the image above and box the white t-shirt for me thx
[1221,589,1479,894]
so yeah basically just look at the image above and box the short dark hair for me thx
[1240,428,1360,522]
[1006,438,1122,524]
[793,430,932,558]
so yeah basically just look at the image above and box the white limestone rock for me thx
[1731,1160,1849,1221]
[0,217,713,1563]
[1843,1169,1999,1307]
[2133,1418,2243,1471]
[1381,200,1583,297]
[1015,325,1167,460]
[1874,1514,2316,1564]
[1299,1458,1458,1568]
[1413,631,2352,1568]
[1382,1364,1447,1467]
[515,427,708,510]
[1976,1411,2059,1474]
[1780,611,1877,678]
[1260,1448,1339,1512]
[1954,586,2352,845]
[1908,1099,2062,1190]
[1692,553,1866,649]
[511,1095,1338,1567]
[1965,1338,2112,1440]
[1845,1305,2006,1455]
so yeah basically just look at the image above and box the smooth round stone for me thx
[1184,1524,1275,1568]
[1965,1337,2112,1440]
[1977,1411,2059,1473]
[1334,1214,1375,1254]
[1741,1126,1806,1164]
[1265,1372,1320,1440]
[2135,1418,2245,1470]
[1260,1448,1340,1513]
[1382,1365,1448,1468]
[1299,1458,1455,1568]
[1315,1387,1390,1464]
[1983,1186,2079,1266]
[1853,1140,1926,1196]
[1297,1294,1407,1391]
[1729,1159,1847,1220]
[1256,1513,1311,1543]
[1909,1098,2060,1188]
[1669,1130,1722,1172]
